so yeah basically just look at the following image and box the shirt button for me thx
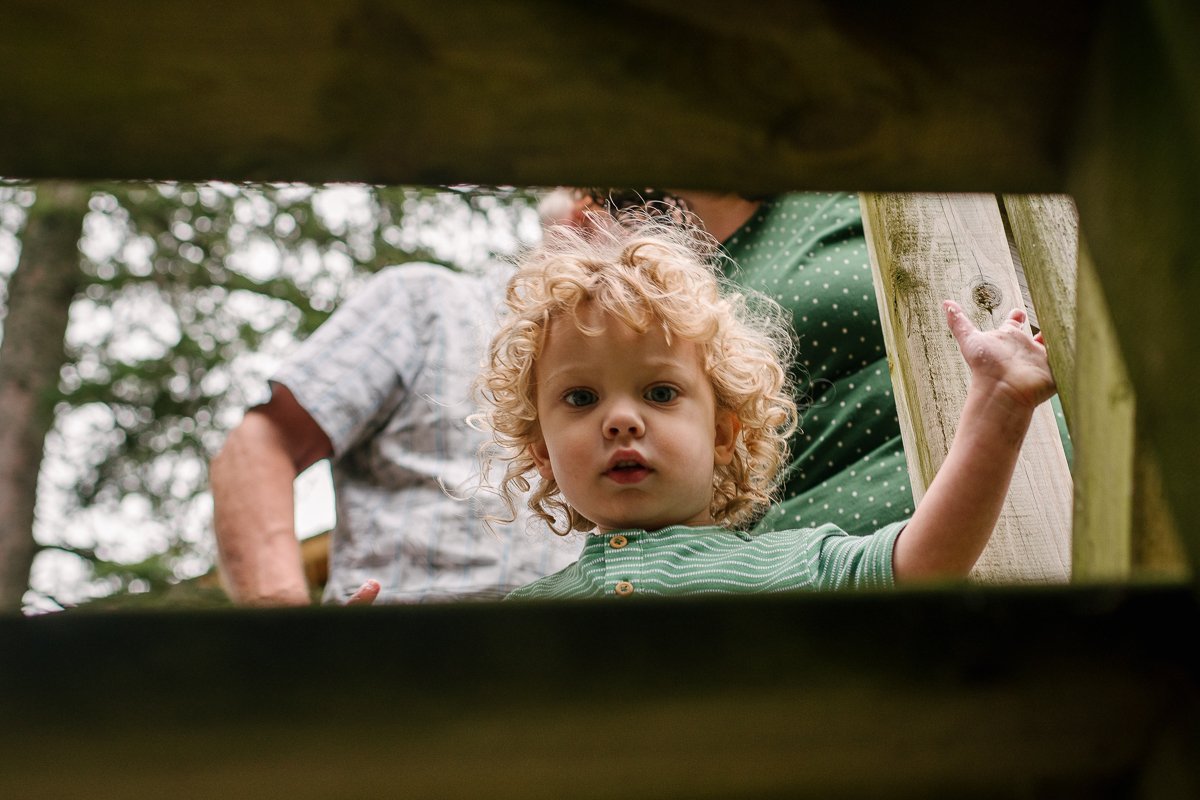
[614,581,634,597]
[610,535,629,549]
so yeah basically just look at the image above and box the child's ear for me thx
[713,410,741,467]
[528,437,555,480]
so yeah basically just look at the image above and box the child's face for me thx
[529,305,739,533]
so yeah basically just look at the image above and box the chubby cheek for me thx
[531,421,579,484]
[543,428,598,497]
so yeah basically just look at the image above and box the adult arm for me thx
[210,384,333,605]
[892,302,1056,581]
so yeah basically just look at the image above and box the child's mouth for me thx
[605,460,651,484]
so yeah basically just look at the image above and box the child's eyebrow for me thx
[540,357,697,387]
[641,359,697,378]
[536,365,588,387]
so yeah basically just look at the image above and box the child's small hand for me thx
[944,300,1056,410]
[346,579,381,606]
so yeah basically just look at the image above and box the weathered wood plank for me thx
[1001,197,1134,580]
[1,587,1196,799]
[860,193,1071,583]
[1067,0,1200,573]
[1001,198,1187,581]
[1133,441,1190,580]
[0,0,1097,192]
[1073,240,1136,580]
[1001,194,1079,426]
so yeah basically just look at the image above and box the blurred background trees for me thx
[0,181,539,613]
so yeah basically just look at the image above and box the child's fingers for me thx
[1004,308,1028,329]
[943,300,977,347]
[347,579,381,606]
[944,302,1039,348]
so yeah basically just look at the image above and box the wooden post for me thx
[860,193,1071,583]
[1071,239,1136,580]
[1002,196,1187,582]
[1132,442,1189,580]
[1069,0,1200,575]
[1000,195,1078,427]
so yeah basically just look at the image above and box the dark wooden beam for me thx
[1067,0,1200,569]
[1,586,1197,799]
[1,0,1096,192]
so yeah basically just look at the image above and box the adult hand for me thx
[346,579,381,606]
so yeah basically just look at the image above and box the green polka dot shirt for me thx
[506,522,904,600]
[722,193,915,534]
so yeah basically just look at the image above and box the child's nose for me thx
[603,402,645,439]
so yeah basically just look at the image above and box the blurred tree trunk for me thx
[0,182,87,612]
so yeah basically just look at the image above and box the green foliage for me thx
[4,181,539,610]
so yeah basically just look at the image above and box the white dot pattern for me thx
[723,193,913,534]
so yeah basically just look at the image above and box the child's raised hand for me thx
[944,300,1056,411]
[895,302,1056,581]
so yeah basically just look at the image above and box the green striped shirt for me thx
[505,522,905,600]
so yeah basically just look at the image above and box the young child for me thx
[477,218,1056,600]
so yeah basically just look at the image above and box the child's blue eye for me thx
[645,385,678,403]
[563,388,598,407]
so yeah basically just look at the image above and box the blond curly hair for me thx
[477,216,798,535]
